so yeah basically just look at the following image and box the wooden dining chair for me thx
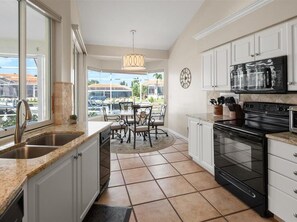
[102,107,125,143]
[150,104,168,139]
[127,105,153,149]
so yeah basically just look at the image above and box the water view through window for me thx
[88,70,165,117]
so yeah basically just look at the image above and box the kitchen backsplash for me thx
[207,91,297,115]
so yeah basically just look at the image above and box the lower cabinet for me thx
[188,117,214,175]
[27,135,99,222]
[268,139,297,221]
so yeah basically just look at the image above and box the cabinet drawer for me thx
[268,154,297,182]
[268,139,297,164]
[269,170,297,200]
[268,185,297,221]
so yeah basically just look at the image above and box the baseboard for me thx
[166,128,188,141]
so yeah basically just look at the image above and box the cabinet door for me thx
[214,43,231,91]
[288,18,297,91]
[255,23,287,60]
[27,151,77,222]
[200,121,214,175]
[231,35,255,65]
[188,118,199,161]
[77,136,99,221]
[201,50,214,90]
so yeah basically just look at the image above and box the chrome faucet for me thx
[14,99,32,144]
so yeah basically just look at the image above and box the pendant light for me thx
[122,30,146,70]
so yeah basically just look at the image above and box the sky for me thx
[0,57,38,75]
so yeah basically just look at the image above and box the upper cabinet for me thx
[288,18,297,90]
[232,23,288,65]
[202,43,231,91]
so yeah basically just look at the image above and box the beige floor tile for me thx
[141,154,168,166]
[119,157,145,170]
[225,209,278,222]
[173,143,188,151]
[174,138,188,145]
[207,218,227,222]
[129,212,136,222]
[126,181,165,205]
[148,163,179,179]
[122,167,154,184]
[181,151,191,159]
[158,146,178,154]
[110,153,118,160]
[139,151,159,156]
[172,160,204,174]
[117,153,140,159]
[134,199,181,222]
[108,171,125,187]
[97,186,130,206]
[162,152,188,162]
[201,187,249,215]
[111,160,121,171]
[157,176,196,197]
[184,172,220,191]
[169,193,221,222]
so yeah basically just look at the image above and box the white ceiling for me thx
[76,0,205,50]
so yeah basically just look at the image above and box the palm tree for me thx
[153,73,162,98]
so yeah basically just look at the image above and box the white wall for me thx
[167,0,297,137]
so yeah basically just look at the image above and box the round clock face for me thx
[180,68,191,89]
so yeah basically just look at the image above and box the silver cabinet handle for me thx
[251,54,255,57]
[293,153,297,157]
[294,171,297,176]
[78,153,82,157]
[255,53,260,56]
[73,155,78,159]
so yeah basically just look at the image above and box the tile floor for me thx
[96,138,278,222]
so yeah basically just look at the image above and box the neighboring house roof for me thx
[88,83,132,91]
[142,79,164,87]
[0,73,37,85]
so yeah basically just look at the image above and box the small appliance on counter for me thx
[230,56,287,94]
[289,106,297,133]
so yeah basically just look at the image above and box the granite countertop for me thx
[187,113,234,123]
[266,131,297,146]
[0,121,112,215]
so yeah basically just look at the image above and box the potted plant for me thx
[69,114,78,124]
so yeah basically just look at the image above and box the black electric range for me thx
[213,102,291,217]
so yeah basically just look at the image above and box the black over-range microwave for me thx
[230,56,287,94]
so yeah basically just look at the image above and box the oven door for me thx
[213,125,269,216]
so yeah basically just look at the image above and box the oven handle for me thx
[219,171,257,199]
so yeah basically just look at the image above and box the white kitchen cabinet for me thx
[231,35,255,65]
[188,117,214,175]
[232,23,287,65]
[288,17,297,91]
[268,139,297,221]
[77,137,99,221]
[27,135,100,222]
[202,43,231,91]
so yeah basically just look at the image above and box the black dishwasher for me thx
[99,128,111,196]
[0,190,23,222]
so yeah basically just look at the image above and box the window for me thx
[87,70,165,118]
[0,0,52,136]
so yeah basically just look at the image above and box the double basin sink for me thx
[0,132,84,159]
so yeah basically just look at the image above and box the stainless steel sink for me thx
[26,132,84,146]
[0,145,58,159]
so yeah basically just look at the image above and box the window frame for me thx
[0,0,53,138]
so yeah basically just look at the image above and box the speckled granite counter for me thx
[266,131,297,146]
[0,121,112,215]
[187,113,234,123]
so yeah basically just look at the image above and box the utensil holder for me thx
[214,105,223,116]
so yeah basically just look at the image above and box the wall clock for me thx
[180,68,191,89]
